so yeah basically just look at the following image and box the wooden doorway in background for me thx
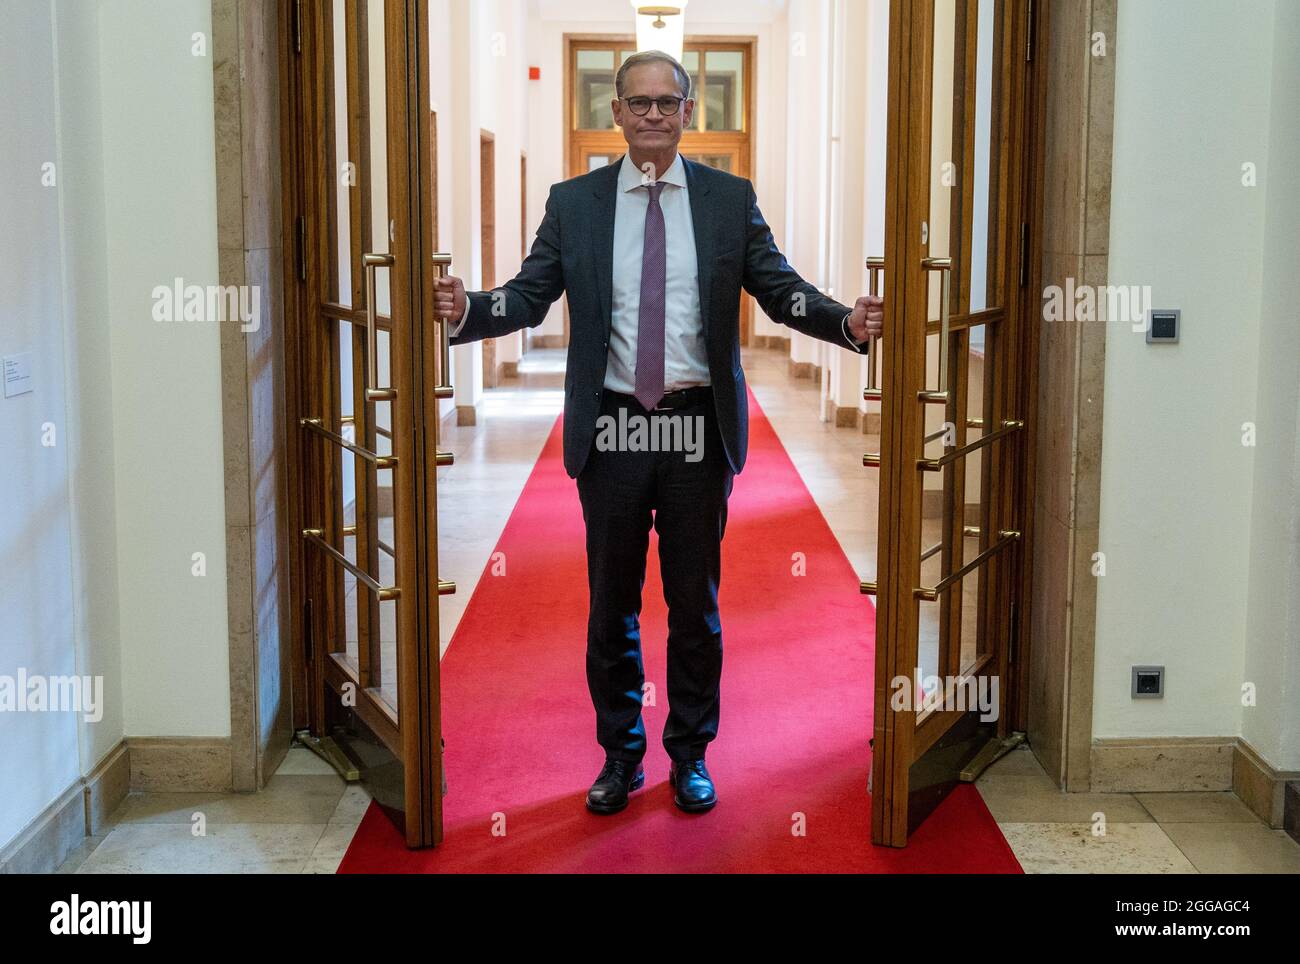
[563,35,756,346]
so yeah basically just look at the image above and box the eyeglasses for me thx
[620,95,685,117]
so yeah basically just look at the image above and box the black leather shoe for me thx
[668,758,717,812]
[585,759,646,814]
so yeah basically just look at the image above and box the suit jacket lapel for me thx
[589,160,621,338]
[683,156,714,340]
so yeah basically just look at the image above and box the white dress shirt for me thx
[450,152,869,370]
[604,152,709,393]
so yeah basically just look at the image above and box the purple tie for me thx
[634,181,667,411]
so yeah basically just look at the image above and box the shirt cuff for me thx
[841,312,869,350]
[449,298,470,338]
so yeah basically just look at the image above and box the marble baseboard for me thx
[0,740,131,873]
[85,741,131,835]
[1090,737,1235,793]
[528,334,567,349]
[1285,782,1299,844]
[456,402,481,427]
[861,411,881,435]
[1232,740,1300,829]
[752,334,791,353]
[500,360,518,380]
[828,401,861,429]
[0,783,86,875]
[127,738,233,793]
[788,359,814,380]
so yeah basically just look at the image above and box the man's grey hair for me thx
[615,50,692,100]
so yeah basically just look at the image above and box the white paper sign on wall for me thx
[3,352,33,398]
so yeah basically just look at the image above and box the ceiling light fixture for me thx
[630,2,688,63]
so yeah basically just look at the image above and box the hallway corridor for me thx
[5,0,1300,931]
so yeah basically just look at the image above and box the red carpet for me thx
[339,387,1021,873]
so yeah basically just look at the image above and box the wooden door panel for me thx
[871,0,1037,847]
[284,0,449,849]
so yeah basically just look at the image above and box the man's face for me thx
[611,62,694,166]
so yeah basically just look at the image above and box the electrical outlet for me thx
[1132,665,1165,699]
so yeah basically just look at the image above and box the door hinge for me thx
[1018,222,1029,288]
[295,215,306,283]
[1025,0,1036,62]
[293,0,303,55]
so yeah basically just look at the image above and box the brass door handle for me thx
[914,529,1020,601]
[861,257,885,465]
[430,253,457,595]
[920,257,952,399]
[363,253,397,402]
[303,528,399,601]
[431,253,454,399]
[864,256,885,399]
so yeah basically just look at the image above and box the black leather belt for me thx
[654,385,712,410]
[607,385,712,411]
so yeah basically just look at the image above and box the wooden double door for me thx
[279,0,1043,852]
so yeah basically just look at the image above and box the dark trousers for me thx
[576,389,734,764]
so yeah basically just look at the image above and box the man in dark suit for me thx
[435,50,884,816]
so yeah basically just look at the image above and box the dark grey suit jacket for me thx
[451,154,868,479]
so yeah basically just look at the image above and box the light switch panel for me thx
[1146,309,1179,344]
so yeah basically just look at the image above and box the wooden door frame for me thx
[219,0,1091,838]
[871,0,1046,847]
[209,0,295,792]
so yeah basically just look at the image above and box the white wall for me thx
[783,0,831,374]
[0,0,82,851]
[487,0,530,370]
[826,0,888,414]
[1096,0,1298,767]
[448,0,485,404]
[429,0,458,424]
[52,0,125,775]
[1,0,231,852]
[96,1,230,738]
